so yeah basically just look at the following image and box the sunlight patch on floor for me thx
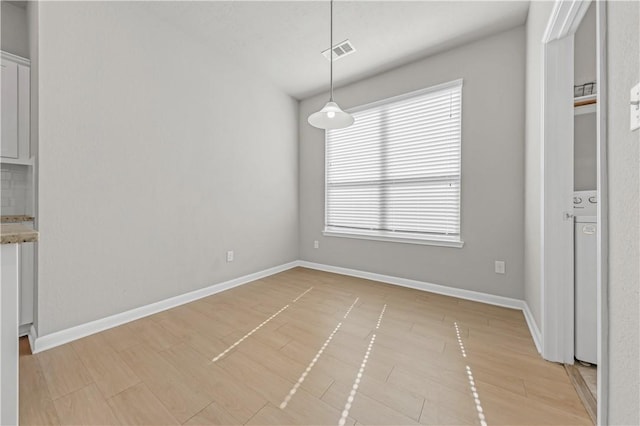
[210,287,313,363]
[454,321,487,426]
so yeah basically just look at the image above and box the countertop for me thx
[1,215,35,223]
[0,223,38,244]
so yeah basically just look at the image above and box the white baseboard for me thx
[520,301,542,353]
[298,261,524,309]
[32,261,299,353]
[31,259,543,356]
[27,324,37,353]
[298,261,542,354]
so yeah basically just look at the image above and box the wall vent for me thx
[322,39,356,61]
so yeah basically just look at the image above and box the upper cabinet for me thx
[1,52,31,165]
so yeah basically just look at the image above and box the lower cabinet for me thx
[18,241,34,335]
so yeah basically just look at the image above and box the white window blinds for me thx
[325,79,462,244]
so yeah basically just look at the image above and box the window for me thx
[324,79,463,247]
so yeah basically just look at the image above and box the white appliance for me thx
[573,190,597,364]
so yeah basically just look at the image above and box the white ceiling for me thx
[6,1,27,9]
[142,1,530,100]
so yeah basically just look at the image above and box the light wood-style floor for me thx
[19,267,591,425]
[565,362,597,424]
[575,363,597,401]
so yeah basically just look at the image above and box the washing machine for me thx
[573,190,597,365]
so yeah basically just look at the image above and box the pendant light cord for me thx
[330,0,334,101]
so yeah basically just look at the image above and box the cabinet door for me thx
[19,241,34,327]
[18,65,30,160]
[1,59,19,158]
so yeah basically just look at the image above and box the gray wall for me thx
[607,1,640,424]
[574,3,597,87]
[35,1,299,336]
[299,26,526,299]
[574,113,597,191]
[524,0,554,329]
[1,1,29,58]
[574,3,597,192]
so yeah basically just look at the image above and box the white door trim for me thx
[543,0,592,42]
[595,1,609,424]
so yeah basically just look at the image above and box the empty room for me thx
[0,0,638,425]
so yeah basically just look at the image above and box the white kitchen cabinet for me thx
[19,241,34,334]
[1,243,20,425]
[1,52,30,164]
[1,225,38,426]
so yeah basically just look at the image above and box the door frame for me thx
[594,2,608,423]
[541,1,608,424]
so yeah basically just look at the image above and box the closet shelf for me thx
[574,94,597,116]
[574,94,597,107]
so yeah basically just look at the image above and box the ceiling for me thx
[142,1,530,100]
[6,1,27,9]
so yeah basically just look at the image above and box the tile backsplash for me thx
[1,164,31,216]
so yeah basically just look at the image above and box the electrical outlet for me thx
[631,82,640,131]
[314,240,319,249]
[495,260,506,274]
[226,250,234,262]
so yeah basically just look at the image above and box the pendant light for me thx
[308,0,354,130]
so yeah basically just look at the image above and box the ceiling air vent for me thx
[322,39,356,61]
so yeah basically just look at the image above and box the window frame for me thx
[323,79,464,248]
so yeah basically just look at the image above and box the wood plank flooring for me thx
[565,364,597,424]
[19,267,591,425]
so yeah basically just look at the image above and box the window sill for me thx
[322,229,464,248]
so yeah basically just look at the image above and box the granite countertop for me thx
[1,215,35,223]
[1,223,39,244]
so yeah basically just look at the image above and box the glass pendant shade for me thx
[308,101,354,129]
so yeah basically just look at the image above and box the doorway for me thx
[541,0,608,424]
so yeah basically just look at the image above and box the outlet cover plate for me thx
[631,82,640,131]
[495,260,506,274]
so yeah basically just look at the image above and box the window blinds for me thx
[325,80,462,241]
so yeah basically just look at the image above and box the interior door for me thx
[542,36,575,363]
